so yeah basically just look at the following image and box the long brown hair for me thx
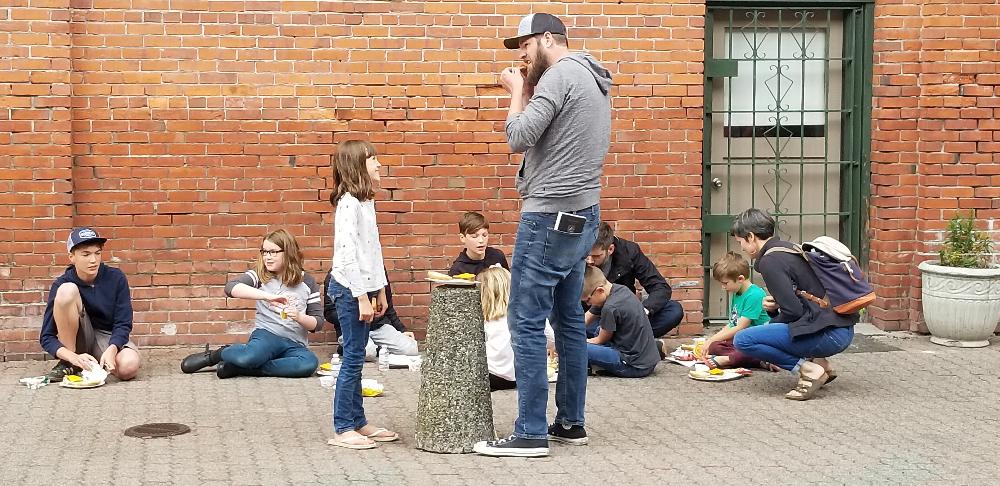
[255,229,305,287]
[330,140,376,206]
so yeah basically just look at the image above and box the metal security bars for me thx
[701,4,873,322]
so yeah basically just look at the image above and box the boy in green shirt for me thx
[703,251,775,370]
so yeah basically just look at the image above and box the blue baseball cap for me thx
[67,227,107,252]
[504,13,567,49]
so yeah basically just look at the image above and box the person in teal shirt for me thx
[702,252,776,370]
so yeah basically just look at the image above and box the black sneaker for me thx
[656,338,668,360]
[45,361,81,382]
[547,424,589,445]
[473,435,549,457]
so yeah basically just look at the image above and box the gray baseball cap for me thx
[503,13,567,49]
[67,227,107,252]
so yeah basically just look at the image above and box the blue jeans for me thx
[586,344,654,378]
[509,204,599,439]
[219,328,318,378]
[649,300,684,338]
[733,323,854,374]
[328,279,372,434]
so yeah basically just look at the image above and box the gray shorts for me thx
[76,309,138,357]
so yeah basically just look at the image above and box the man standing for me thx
[586,222,685,340]
[473,13,612,457]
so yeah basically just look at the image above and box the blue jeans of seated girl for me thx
[219,328,318,377]
[328,279,372,434]
[733,323,854,374]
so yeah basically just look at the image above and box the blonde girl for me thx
[478,266,554,392]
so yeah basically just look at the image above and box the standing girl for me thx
[327,140,398,449]
[180,229,322,379]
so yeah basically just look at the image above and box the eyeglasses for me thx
[583,287,600,306]
[260,249,284,256]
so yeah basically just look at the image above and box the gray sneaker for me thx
[473,435,549,457]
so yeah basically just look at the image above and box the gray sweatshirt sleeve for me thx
[504,72,568,153]
[224,270,259,297]
[303,273,324,333]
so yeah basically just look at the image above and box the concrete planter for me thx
[918,261,1000,347]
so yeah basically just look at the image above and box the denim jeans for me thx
[586,343,654,378]
[328,279,372,434]
[509,204,599,439]
[648,300,684,338]
[733,323,854,374]
[219,328,318,378]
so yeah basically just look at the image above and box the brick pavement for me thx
[2,332,998,485]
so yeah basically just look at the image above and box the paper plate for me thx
[425,278,478,286]
[59,379,106,389]
[687,369,744,382]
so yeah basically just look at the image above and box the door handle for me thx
[711,177,723,189]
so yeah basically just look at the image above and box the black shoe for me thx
[45,361,82,382]
[547,424,589,445]
[656,338,668,360]
[473,435,548,457]
[216,361,240,379]
[180,344,226,374]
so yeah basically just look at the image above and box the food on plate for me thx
[709,368,724,375]
[65,375,82,383]
[427,271,453,281]
[319,362,332,371]
[453,273,476,281]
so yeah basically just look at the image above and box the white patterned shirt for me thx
[331,193,387,298]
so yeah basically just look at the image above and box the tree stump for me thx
[415,285,495,453]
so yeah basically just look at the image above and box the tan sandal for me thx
[784,372,829,401]
[364,427,399,443]
[328,434,377,450]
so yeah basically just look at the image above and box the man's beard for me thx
[525,50,551,88]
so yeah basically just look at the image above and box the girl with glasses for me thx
[179,229,323,379]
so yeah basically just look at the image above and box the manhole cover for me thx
[124,423,191,439]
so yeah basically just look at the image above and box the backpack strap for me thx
[762,245,805,258]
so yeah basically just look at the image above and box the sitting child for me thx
[476,265,553,391]
[323,270,419,361]
[703,251,774,370]
[180,229,322,378]
[582,266,659,378]
[449,211,509,276]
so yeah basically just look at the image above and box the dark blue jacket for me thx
[39,264,134,357]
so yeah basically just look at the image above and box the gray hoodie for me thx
[505,52,613,213]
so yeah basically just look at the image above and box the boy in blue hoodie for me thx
[39,227,141,381]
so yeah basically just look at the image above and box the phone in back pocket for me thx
[554,212,586,234]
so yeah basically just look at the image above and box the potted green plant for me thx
[918,213,1000,347]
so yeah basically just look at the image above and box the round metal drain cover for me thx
[124,423,191,439]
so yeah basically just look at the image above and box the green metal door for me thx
[702,4,873,322]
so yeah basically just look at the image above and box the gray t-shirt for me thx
[225,270,323,346]
[599,284,659,370]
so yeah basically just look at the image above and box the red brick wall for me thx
[869,0,1000,332]
[0,1,706,360]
